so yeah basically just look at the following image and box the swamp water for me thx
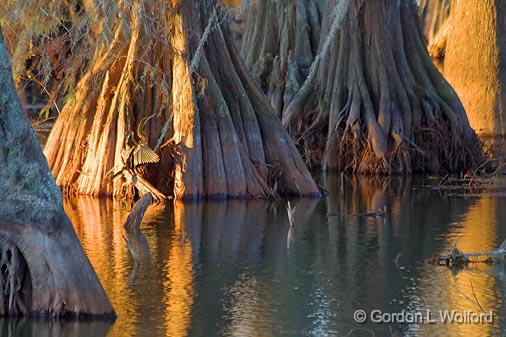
[1,176,505,337]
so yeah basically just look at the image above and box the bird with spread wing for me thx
[113,115,160,180]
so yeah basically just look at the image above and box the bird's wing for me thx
[133,144,160,167]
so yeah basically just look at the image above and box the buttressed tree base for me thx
[44,0,320,200]
[282,0,483,174]
[0,30,113,318]
[240,0,326,116]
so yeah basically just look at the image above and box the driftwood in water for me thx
[286,201,296,249]
[0,29,113,318]
[123,193,152,283]
[121,170,165,202]
[123,194,153,234]
[427,239,506,267]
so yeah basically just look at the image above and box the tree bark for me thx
[443,0,506,157]
[43,0,320,200]
[418,0,451,71]
[0,30,114,317]
[240,0,326,116]
[419,0,451,45]
[282,0,483,174]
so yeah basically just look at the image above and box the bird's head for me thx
[136,114,156,143]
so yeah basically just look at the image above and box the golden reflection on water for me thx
[59,179,504,337]
[65,197,139,337]
[63,197,316,337]
[164,201,195,337]
[418,196,500,337]
[443,196,498,337]
[65,197,189,337]
[325,176,503,337]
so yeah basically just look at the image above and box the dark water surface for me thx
[2,176,506,337]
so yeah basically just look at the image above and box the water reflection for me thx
[64,197,169,337]
[0,318,111,337]
[164,202,195,337]
[324,176,505,337]
[13,176,504,337]
[414,196,506,337]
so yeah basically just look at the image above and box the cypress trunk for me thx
[240,0,326,116]
[43,0,320,200]
[0,30,113,318]
[443,0,506,157]
[282,0,483,174]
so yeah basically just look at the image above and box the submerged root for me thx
[123,193,152,284]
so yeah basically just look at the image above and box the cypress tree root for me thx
[1,31,114,318]
[43,0,320,200]
[240,0,325,117]
[282,0,483,175]
[0,238,31,316]
[0,219,115,318]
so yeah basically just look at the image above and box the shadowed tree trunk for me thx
[240,0,326,116]
[0,30,113,317]
[443,0,506,157]
[282,0,483,174]
[43,0,320,200]
[223,0,247,47]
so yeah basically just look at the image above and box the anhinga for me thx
[113,115,160,179]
